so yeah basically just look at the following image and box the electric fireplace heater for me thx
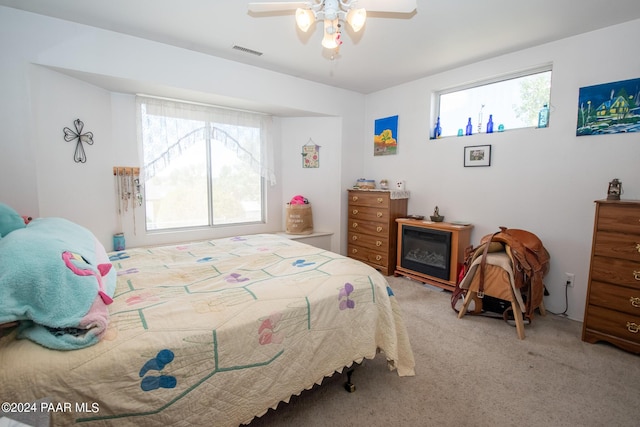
[399,225,452,281]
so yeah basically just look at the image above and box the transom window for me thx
[137,96,273,231]
[435,66,552,138]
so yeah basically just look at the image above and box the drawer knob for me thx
[352,209,359,215]
[627,322,639,334]
[634,270,640,281]
[377,198,383,203]
[636,243,640,253]
[352,235,358,241]
[352,196,358,201]
[630,297,640,308]
[352,248,358,254]
[376,240,382,247]
[375,255,382,261]
[352,222,358,228]
[377,212,383,218]
[376,226,383,232]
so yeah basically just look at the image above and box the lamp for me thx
[321,19,340,49]
[607,178,622,200]
[346,8,366,32]
[295,8,314,32]
[295,0,367,49]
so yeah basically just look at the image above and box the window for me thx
[435,67,552,138]
[137,96,274,231]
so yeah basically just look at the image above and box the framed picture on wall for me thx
[464,144,491,167]
[374,115,398,156]
[576,77,640,136]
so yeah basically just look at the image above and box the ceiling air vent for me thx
[232,45,263,56]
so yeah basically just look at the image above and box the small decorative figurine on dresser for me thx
[430,206,444,222]
[607,178,622,200]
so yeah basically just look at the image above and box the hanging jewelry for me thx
[134,178,143,207]
[113,167,142,236]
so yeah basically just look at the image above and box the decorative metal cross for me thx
[63,119,94,163]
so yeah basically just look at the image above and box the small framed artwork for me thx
[374,115,398,156]
[464,144,491,167]
[301,139,320,168]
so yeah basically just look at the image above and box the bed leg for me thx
[344,368,356,393]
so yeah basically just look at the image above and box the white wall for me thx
[363,19,640,321]
[280,117,343,253]
[0,7,363,252]
[28,65,118,247]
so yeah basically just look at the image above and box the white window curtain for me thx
[136,95,276,186]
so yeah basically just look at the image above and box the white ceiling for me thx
[2,0,640,94]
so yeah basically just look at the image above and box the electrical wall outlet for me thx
[565,273,575,287]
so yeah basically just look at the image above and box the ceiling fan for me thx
[248,0,417,50]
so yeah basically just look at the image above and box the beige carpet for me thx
[248,275,640,427]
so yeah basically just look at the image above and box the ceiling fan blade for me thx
[248,2,310,13]
[356,0,416,13]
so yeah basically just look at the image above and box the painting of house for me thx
[576,77,640,135]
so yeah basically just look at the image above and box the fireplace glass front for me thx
[400,225,451,281]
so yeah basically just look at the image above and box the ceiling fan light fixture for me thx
[346,8,366,32]
[295,8,314,32]
[249,0,417,51]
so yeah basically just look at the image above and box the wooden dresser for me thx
[347,189,408,276]
[582,200,640,354]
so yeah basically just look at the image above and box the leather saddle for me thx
[465,227,550,320]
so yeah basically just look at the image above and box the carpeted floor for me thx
[248,275,640,427]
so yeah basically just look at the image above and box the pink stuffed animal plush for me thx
[289,195,309,205]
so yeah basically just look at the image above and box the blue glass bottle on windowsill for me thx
[434,116,442,139]
[465,118,473,136]
[486,114,494,133]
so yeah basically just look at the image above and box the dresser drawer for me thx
[593,231,640,263]
[584,304,640,344]
[348,191,390,208]
[590,255,640,290]
[349,206,390,222]
[347,244,388,267]
[588,280,640,316]
[348,232,388,251]
[597,203,640,234]
[349,219,390,236]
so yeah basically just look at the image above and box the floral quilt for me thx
[0,234,415,426]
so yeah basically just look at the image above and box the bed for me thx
[0,212,415,426]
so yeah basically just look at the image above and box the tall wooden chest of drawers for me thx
[582,200,640,354]
[347,189,408,276]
